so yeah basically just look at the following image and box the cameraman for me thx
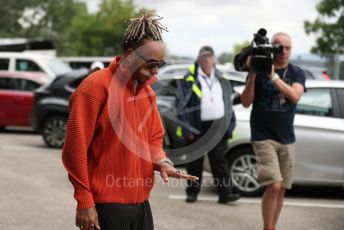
[240,32,306,230]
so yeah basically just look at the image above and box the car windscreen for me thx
[42,58,73,76]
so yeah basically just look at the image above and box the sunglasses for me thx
[134,50,166,69]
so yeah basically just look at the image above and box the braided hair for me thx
[122,10,168,51]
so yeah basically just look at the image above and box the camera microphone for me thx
[254,28,269,45]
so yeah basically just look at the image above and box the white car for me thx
[225,80,344,195]
[157,63,246,91]
[0,52,72,80]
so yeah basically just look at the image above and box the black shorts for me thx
[96,201,153,230]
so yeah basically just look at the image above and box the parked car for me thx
[59,56,113,70]
[157,63,246,92]
[0,52,73,80]
[31,64,245,148]
[31,69,88,147]
[150,78,344,196]
[0,71,49,129]
[297,65,331,80]
[31,61,344,195]
[158,64,191,80]
[221,80,344,195]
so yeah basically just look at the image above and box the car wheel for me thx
[227,146,263,196]
[0,126,5,131]
[42,115,67,148]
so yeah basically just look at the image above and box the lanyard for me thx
[280,67,288,79]
[200,74,214,91]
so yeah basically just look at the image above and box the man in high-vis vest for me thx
[175,46,240,204]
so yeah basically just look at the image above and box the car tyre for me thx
[42,115,67,148]
[227,146,264,196]
[0,126,5,131]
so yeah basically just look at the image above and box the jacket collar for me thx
[192,63,221,80]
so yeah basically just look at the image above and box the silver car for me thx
[155,66,344,195]
[225,80,344,195]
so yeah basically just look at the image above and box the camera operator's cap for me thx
[198,45,215,57]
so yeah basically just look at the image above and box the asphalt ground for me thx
[0,130,343,230]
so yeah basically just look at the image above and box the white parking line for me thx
[1,145,46,151]
[168,195,344,209]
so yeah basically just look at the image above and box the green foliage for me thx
[64,0,137,56]
[0,0,141,56]
[304,0,344,54]
[0,0,38,37]
[0,0,85,55]
[233,41,250,54]
[216,41,250,64]
[217,52,234,64]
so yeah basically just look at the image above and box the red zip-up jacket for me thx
[62,56,166,210]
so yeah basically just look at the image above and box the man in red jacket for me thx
[62,11,198,230]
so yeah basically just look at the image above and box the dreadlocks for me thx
[122,10,168,51]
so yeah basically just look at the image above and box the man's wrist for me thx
[158,158,174,168]
[271,73,280,82]
[248,71,256,78]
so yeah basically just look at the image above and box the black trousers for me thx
[186,120,233,198]
[95,201,153,230]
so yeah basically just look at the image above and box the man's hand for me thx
[76,207,101,230]
[269,64,276,80]
[159,162,199,183]
[268,64,304,103]
[245,56,252,71]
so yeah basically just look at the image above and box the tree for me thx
[64,0,138,56]
[0,0,37,37]
[304,0,344,79]
[215,41,250,64]
[0,0,143,56]
[304,0,344,54]
[0,0,85,54]
[217,52,234,64]
[232,41,250,55]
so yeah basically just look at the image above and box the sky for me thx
[80,0,321,58]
